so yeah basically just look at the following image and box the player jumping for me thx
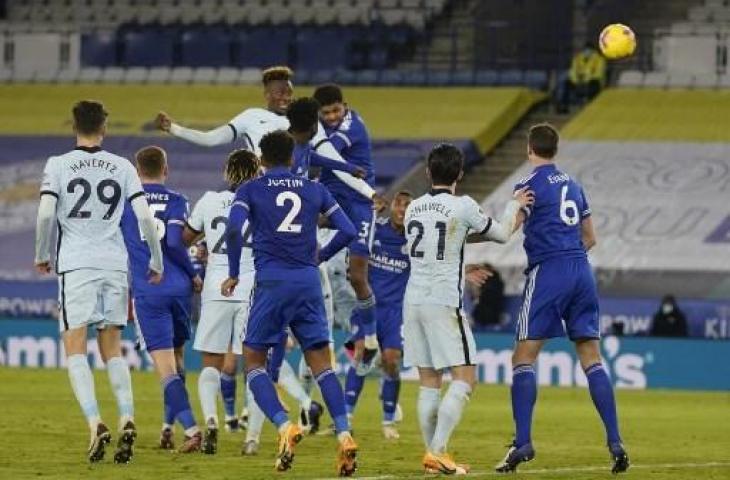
[314,83,381,373]
[404,143,534,474]
[494,123,629,474]
[120,146,204,453]
[221,130,360,476]
[34,101,163,463]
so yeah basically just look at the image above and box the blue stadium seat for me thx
[180,27,231,67]
[295,28,347,71]
[81,32,118,67]
[334,69,358,85]
[451,70,474,85]
[401,70,426,85]
[379,69,404,85]
[523,70,548,89]
[352,69,378,85]
[474,69,498,85]
[122,29,176,67]
[427,70,451,86]
[497,69,524,85]
[367,47,390,70]
[234,27,293,68]
[309,69,337,85]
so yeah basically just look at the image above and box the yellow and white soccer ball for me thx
[599,23,637,60]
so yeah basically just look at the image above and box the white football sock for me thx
[417,386,440,449]
[198,367,221,425]
[67,353,101,430]
[245,387,265,443]
[106,356,134,427]
[278,360,312,410]
[298,356,314,395]
[430,380,471,454]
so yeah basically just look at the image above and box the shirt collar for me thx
[74,145,102,153]
[430,188,452,196]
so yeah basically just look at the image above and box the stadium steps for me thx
[459,104,573,202]
[399,0,478,70]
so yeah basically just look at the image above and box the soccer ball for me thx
[599,23,637,60]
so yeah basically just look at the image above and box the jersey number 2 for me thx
[408,220,446,260]
[276,191,302,233]
[211,216,252,254]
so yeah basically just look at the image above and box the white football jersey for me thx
[188,190,254,302]
[404,190,492,308]
[40,147,144,273]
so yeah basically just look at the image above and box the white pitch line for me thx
[313,461,730,480]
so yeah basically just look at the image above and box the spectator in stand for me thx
[471,263,505,327]
[651,295,688,338]
[558,42,606,113]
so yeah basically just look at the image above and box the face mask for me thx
[662,304,674,314]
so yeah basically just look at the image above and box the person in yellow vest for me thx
[558,42,607,113]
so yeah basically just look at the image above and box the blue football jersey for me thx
[231,166,340,276]
[514,164,591,268]
[368,218,410,307]
[320,109,375,200]
[120,183,192,297]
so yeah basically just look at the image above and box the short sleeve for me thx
[319,183,340,217]
[39,157,60,198]
[125,164,145,202]
[462,196,491,233]
[168,195,189,227]
[580,187,591,219]
[187,193,207,233]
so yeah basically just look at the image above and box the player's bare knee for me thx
[243,347,267,373]
[381,349,401,377]
[575,338,602,369]
[62,327,88,356]
[303,345,332,376]
[202,352,225,370]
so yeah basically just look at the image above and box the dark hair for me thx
[528,123,559,159]
[394,190,414,199]
[259,130,295,167]
[286,97,320,133]
[72,100,107,135]
[135,146,167,178]
[225,149,259,187]
[427,143,464,185]
[262,66,293,85]
[312,84,343,107]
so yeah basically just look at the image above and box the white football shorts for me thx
[57,268,128,333]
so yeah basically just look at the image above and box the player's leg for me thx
[220,352,239,430]
[60,270,111,462]
[343,313,366,417]
[379,305,404,439]
[199,352,224,453]
[566,259,628,473]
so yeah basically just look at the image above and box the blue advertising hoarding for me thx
[2,317,728,391]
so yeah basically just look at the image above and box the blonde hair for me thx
[225,149,260,187]
[262,65,294,85]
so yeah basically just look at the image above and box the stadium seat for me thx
[524,70,548,89]
[239,67,262,84]
[191,67,218,84]
[643,72,669,88]
[295,28,347,71]
[55,69,80,83]
[101,66,126,83]
[169,67,194,84]
[333,69,358,84]
[147,66,172,83]
[718,74,730,89]
[123,67,149,83]
[81,31,118,67]
[497,69,524,85]
[401,69,426,85]
[474,69,498,85]
[379,69,404,85]
[694,73,718,89]
[667,72,695,88]
[77,67,103,83]
[427,70,451,86]
[451,70,474,85]
[352,69,378,85]
[121,29,176,67]
[617,70,644,88]
[180,27,232,67]
[34,69,58,83]
[215,67,241,84]
[233,27,293,68]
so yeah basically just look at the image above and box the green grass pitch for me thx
[0,367,728,479]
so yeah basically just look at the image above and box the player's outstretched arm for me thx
[318,205,357,263]
[481,187,535,243]
[309,151,366,178]
[581,216,597,251]
[156,111,234,147]
[34,193,57,274]
[131,195,164,280]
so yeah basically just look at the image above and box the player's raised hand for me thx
[154,112,172,132]
[352,166,367,179]
[148,269,163,284]
[372,193,387,213]
[513,186,535,208]
[465,264,492,287]
[221,277,239,297]
[192,275,203,293]
[34,261,52,275]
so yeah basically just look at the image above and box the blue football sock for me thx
[267,338,287,384]
[220,372,237,418]
[356,295,376,338]
[511,364,537,448]
[585,363,622,444]
[381,372,401,423]
[162,374,196,430]
[246,368,288,428]
[344,365,365,415]
[316,368,350,434]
